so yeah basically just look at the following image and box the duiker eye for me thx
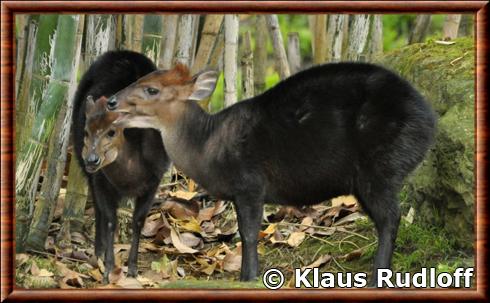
[107,130,116,138]
[145,87,160,96]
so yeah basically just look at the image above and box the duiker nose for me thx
[107,96,118,110]
[86,153,101,166]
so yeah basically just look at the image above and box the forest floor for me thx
[15,170,474,289]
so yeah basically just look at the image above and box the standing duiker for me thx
[108,63,436,284]
[72,51,169,282]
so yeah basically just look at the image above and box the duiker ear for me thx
[85,95,95,116]
[188,70,219,101]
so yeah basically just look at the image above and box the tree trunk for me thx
[366,15,383,60]
[142,15,163,64]
[313,15,327,64]
[241,31,254,99]
[253,15,268,94]
[16,15,83,252]
[287,32,301,74]
[26,15,85,251]
[191,14,224,74]
[345,15,371,61]
[159,15,179,69]
[266,15,290,79]
[458,14,474,37]
[326,14,347,62]
[442,14,462,40]
[224,14,239,107]
[408,15,432,44]
[174,15,197,67]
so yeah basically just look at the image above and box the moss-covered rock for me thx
[378,37,475,249]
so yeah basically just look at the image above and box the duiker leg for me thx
[357,186,401,286]
[235,197,264,281]
[92,176,120,283]
[127,188,157,277]
[94,203,107,258]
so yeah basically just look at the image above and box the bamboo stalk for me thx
[326,14,347,62]
[159,15,178,69]
[16,15,38,106]
[345,15,371,61]
[308,15,316,57]
[131,15,144,52]
[15,15,83,252]
[123,15,134,50]
[191,14,224,74]
[366,15,383,60]
[174,15,197,67]
[84,15,116,64]
[266,15,290,79]
[313,15,327,64]
[224,14,239,107]
[25,15,85,251]
[16,14,58,151]
[15,14,28,98]
[142,15,163,64]
[190,15,200,68]
[115,14,124,49]
[208,29,225,71]
[253,15,268,94]
[287,32,301,74]
[241,31,254,99]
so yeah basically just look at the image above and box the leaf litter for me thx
[17,169,369,288]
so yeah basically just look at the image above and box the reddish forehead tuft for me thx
[141,63,192,86]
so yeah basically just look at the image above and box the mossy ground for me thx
[161,217,473,288]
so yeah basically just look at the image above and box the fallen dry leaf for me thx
[302,254,332,270]
[116,277,143,289]
[259,223,277,239]
[179,232,202,248]
[165,200,200,219]
[331,195,357,207]
[197,207,216,222]
[168,190,198,201]
[287,231,306,247]
[89,268,103,282]
[333,212,365,226]
[223,252,242,272]
[170,227,198,254]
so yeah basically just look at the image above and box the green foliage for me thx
[382,14,446,51]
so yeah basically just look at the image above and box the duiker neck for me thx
[159,101,219,180]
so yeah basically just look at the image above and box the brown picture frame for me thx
[1,1,488,301]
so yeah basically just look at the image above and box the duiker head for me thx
[106,64,218,130]
[82,95,125,173]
